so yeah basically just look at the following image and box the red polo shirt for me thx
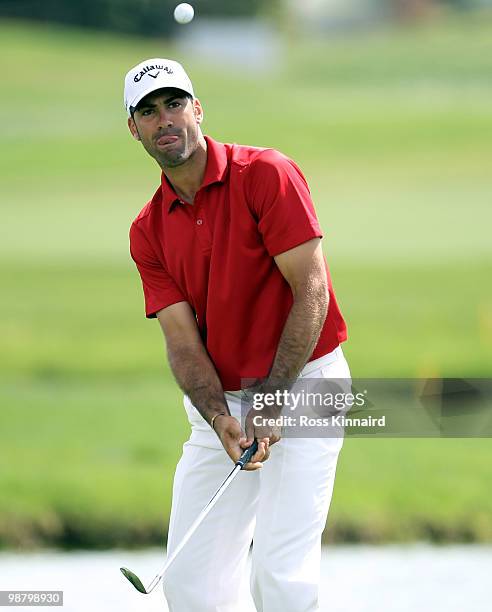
[130,136,347,390]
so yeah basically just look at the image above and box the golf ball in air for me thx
[174,3,194,24]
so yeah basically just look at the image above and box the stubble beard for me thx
[156,142,187,168]
[155,125,199,170]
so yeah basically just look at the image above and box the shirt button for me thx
[196,219,203,226]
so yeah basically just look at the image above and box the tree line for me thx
[0,0,267,37]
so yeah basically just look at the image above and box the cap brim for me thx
[127,83,194,115]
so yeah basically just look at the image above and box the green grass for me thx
[0,378,184,548]
[0,14,491,547]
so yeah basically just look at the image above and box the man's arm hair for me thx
[156,302,230,425]
[265,237,329,392]
[157,302,268,469]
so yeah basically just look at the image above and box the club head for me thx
[120,567,148,594]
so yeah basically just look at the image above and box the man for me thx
[124,58,350,612]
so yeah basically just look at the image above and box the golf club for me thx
[120,439,259,594]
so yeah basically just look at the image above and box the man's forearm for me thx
[264,281,329,392]
[166,341,230,426]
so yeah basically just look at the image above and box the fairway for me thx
[0,15,491,548]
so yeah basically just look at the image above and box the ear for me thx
[193,98,204,124]
[128,116,141,141]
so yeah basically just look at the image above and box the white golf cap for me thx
[124,58,194,116]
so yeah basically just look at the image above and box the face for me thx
[127,88,203,169]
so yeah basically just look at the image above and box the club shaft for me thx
[146,464,241,593]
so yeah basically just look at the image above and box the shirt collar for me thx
[161,135,229,212]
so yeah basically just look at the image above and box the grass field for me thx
[0,14,491,548]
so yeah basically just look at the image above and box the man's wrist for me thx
[210,412,228,431]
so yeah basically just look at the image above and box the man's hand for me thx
[213,415,270,471]
[243,405,282,452]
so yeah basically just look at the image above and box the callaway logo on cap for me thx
[124,58,195,116]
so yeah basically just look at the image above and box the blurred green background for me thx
[0,2,491,549]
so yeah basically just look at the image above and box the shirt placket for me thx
[192,194,212,254]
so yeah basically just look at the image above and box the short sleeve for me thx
[129,221,186,318]
[245,149,322,256]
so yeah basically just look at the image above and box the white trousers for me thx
[163,346,351,612]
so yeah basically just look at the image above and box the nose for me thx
[157,106,173,128]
